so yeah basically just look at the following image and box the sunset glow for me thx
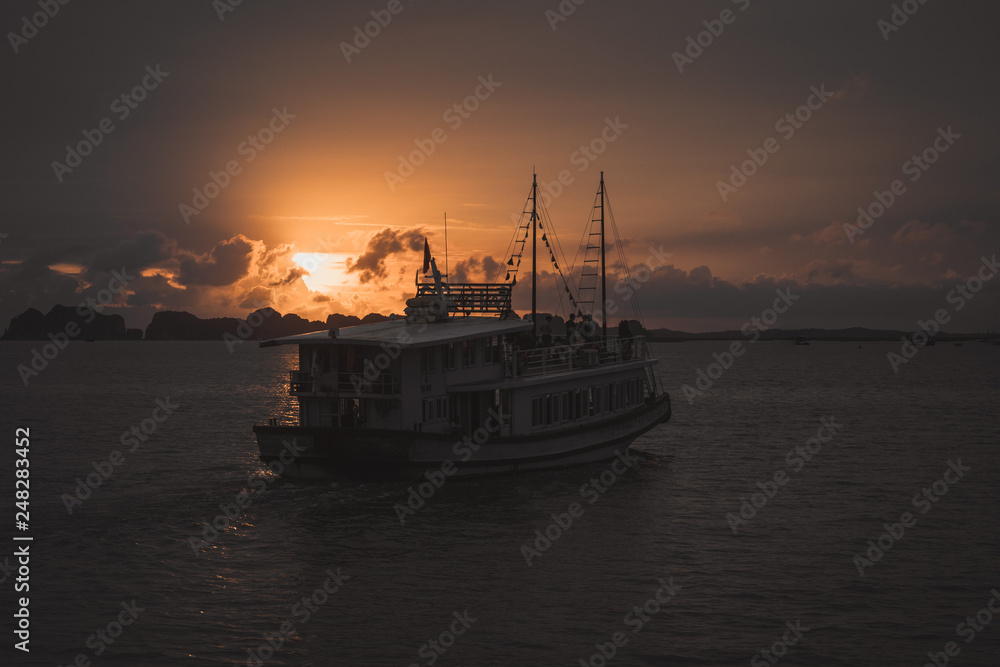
[1,2,997,334]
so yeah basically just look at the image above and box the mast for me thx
[444,212,449,282]
[531,172,538,337]
[600,171,607,341]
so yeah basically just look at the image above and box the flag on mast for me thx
[422,237,431,274]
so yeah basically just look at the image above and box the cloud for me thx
[178,235,256,286]
[269,266,309,287]
[90,230,176,274]
[791,221,846,245]
[346,227,424,284]
[891,219,985,245]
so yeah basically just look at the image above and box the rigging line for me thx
[534,194,579,319]
[604,185,647,327]
[542,203,577,294]
[493,184,534,283]
[568,196,593,280]
[538,204,578,300]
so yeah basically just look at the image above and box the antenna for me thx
[444,212,449,282]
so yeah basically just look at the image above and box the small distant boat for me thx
[795,335,809,346]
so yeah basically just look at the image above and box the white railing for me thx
[505,336,646,379]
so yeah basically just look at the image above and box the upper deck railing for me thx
[504,335,647,380]
[415,283,512,316]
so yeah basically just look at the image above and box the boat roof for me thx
[259,315,533,349]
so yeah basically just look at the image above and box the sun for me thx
[292,253,354,293]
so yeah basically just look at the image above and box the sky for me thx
[1,0,998,333]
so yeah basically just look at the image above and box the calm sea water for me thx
[1,340,998,666]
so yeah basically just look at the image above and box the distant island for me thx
[0,305,992,343]
[0,305,389,342]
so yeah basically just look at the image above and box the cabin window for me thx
[531,397,542,426]
[423,397,449,422]
[484,336,501,364]
[420,348,436,374]
[444,343,458,370]
[462,340,476,367]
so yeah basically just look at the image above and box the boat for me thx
[795,335,810,345]
[252,173,671,479]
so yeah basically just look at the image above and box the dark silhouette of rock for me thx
[360,313,390,324]
[144,311,241,340]
[1,305,130,341]
[327,313,363,329]
[144,309,330,340]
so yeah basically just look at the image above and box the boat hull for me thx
[254,393,671,480]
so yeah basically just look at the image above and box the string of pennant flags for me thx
[502,216,581,314]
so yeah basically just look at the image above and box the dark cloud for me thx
[90,230,176,275]
[269,266,308,287]
[451,256,479,283]
[178,235,255,287]
[449,255,501,283]
[346,228,424,284]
